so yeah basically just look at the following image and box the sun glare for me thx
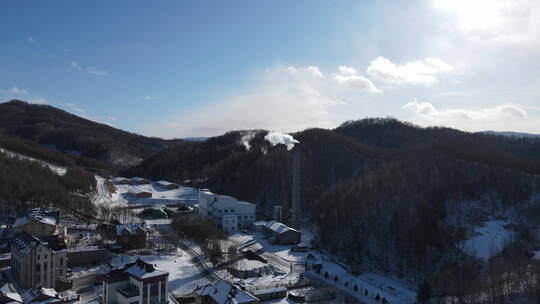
[433,0,506,31]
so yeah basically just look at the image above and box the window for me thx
[161,281,166,301]
[37,255,40,260]
[60,258,63,265]
[44,263,48,271]
[36,264,41,272]
[231,209,235,213]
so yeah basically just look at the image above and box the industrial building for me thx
[262,221,301,245]
[197,189,255,233]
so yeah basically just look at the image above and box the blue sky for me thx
[1,0,539,138]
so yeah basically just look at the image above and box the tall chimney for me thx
[291,148,301,228]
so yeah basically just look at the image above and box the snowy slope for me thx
[230,231,417,304]
[0,147,67,175]
[92,176,199,209]
[465,220,514,261]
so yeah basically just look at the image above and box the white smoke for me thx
[264,132,299,151]
[240,132,256,151]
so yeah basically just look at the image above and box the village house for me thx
[115,224,147,250]
[155,180,179,189]
[13,209,59,236]
[262,221,301,245]
[111,177,132,185]
[197,189,256,233]
[102,259,170,304]
[129,188,153,198]
[131,177,150,184]
[11,232,67,289]
[194,281,258,304]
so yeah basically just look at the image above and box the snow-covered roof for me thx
[12,233,67,255]
[125,259,168,280]
[104,259,168,282]
[111,177,130,183]
[21,287,58,304]
[195,281,257,304]
[128,187,151,195]
[156,180,178,186]
[116,223,146,236]
[131,177,149,182]
[0,281,22,303]
[13,209,58,228]
[265,221,299,235]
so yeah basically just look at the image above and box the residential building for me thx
[13,209,59,236]
[102,259,169,304]
[262,221,301,245]
[11,232,67,289]
[197,189,256,233]
[115,224,147,250]
[194,281,258,304]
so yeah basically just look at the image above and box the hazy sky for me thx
[1,0,539,138]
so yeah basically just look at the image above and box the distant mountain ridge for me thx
[0,100,180,169]
[481,130,540,138]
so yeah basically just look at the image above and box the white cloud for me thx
[333,65,380,92]
[143,96,159,101]
[3,87,29,95]
[70,62,108,76]
[367,57,453,86]
[264,132,299,151]
[27,36,35,44]
[70,61,83,71]
[86,66,108,76]
[62,102,87,114]
[152,64,379,138]
[404,100,527,123]
[433,0,540,49]
[29,98,47,105]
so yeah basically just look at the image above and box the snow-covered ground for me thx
[465,220,514,261]
[229,231,417,303]
[109,250,212,296]
[92,176,199,209]
[0,147,67,175]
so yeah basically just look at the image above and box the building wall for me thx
[11,243,67,289]
[116,234,147,250]
[198,190,256,231]
[67,248,107,267]
[277,230,301,245]
[104,280,129,304]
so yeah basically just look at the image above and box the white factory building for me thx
[197,189,256,233]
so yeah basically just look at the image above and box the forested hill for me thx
[127,118,540,288]
[0,100,180,169]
